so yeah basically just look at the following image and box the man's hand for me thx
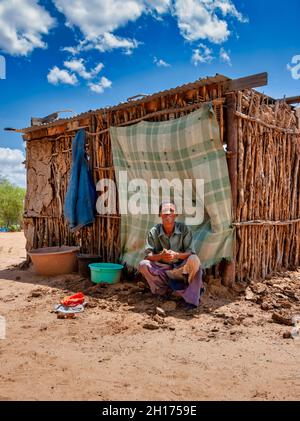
[146,249,187,263]
[160,249,179,263]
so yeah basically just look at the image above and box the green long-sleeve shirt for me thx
[145,222,195,257]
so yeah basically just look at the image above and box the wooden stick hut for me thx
[17,72,300,284]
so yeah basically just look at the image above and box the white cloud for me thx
[0,0,55,56]
[88,76,112,94]
[192,43,214,65]
[93,33,141,54]
[173,0,245,44]
[62,33,140,55]
[0,148,26,187]
[61,46,79,55]
[211,0,247,22]
[54,1,245,54]
[54,0,172,41]
[0,0,246,59]
[220,47,231,65]
[287,55,300,80]
[91,63,105,77]
[64,58,91,79]
[61,39,89,56]
[48,59,107,90]
[145,0,171,14]
[47,66,78,85]
[64,58,104,80]
[53,0,145,39]
[154,57,171,67]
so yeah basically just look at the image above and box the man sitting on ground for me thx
[138,201,204,308]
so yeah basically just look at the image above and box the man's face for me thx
[160,203,177,226]
[161,212,176,225]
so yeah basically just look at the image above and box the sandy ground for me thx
[0,232,299,401]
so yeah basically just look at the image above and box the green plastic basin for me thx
[88,263,124,284]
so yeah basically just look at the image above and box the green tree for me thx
[0,176,26,227]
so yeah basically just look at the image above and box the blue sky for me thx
[0,0,299,187]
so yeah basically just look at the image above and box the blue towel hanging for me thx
[64,129,97,231]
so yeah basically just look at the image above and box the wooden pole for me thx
[222,92,238,286]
